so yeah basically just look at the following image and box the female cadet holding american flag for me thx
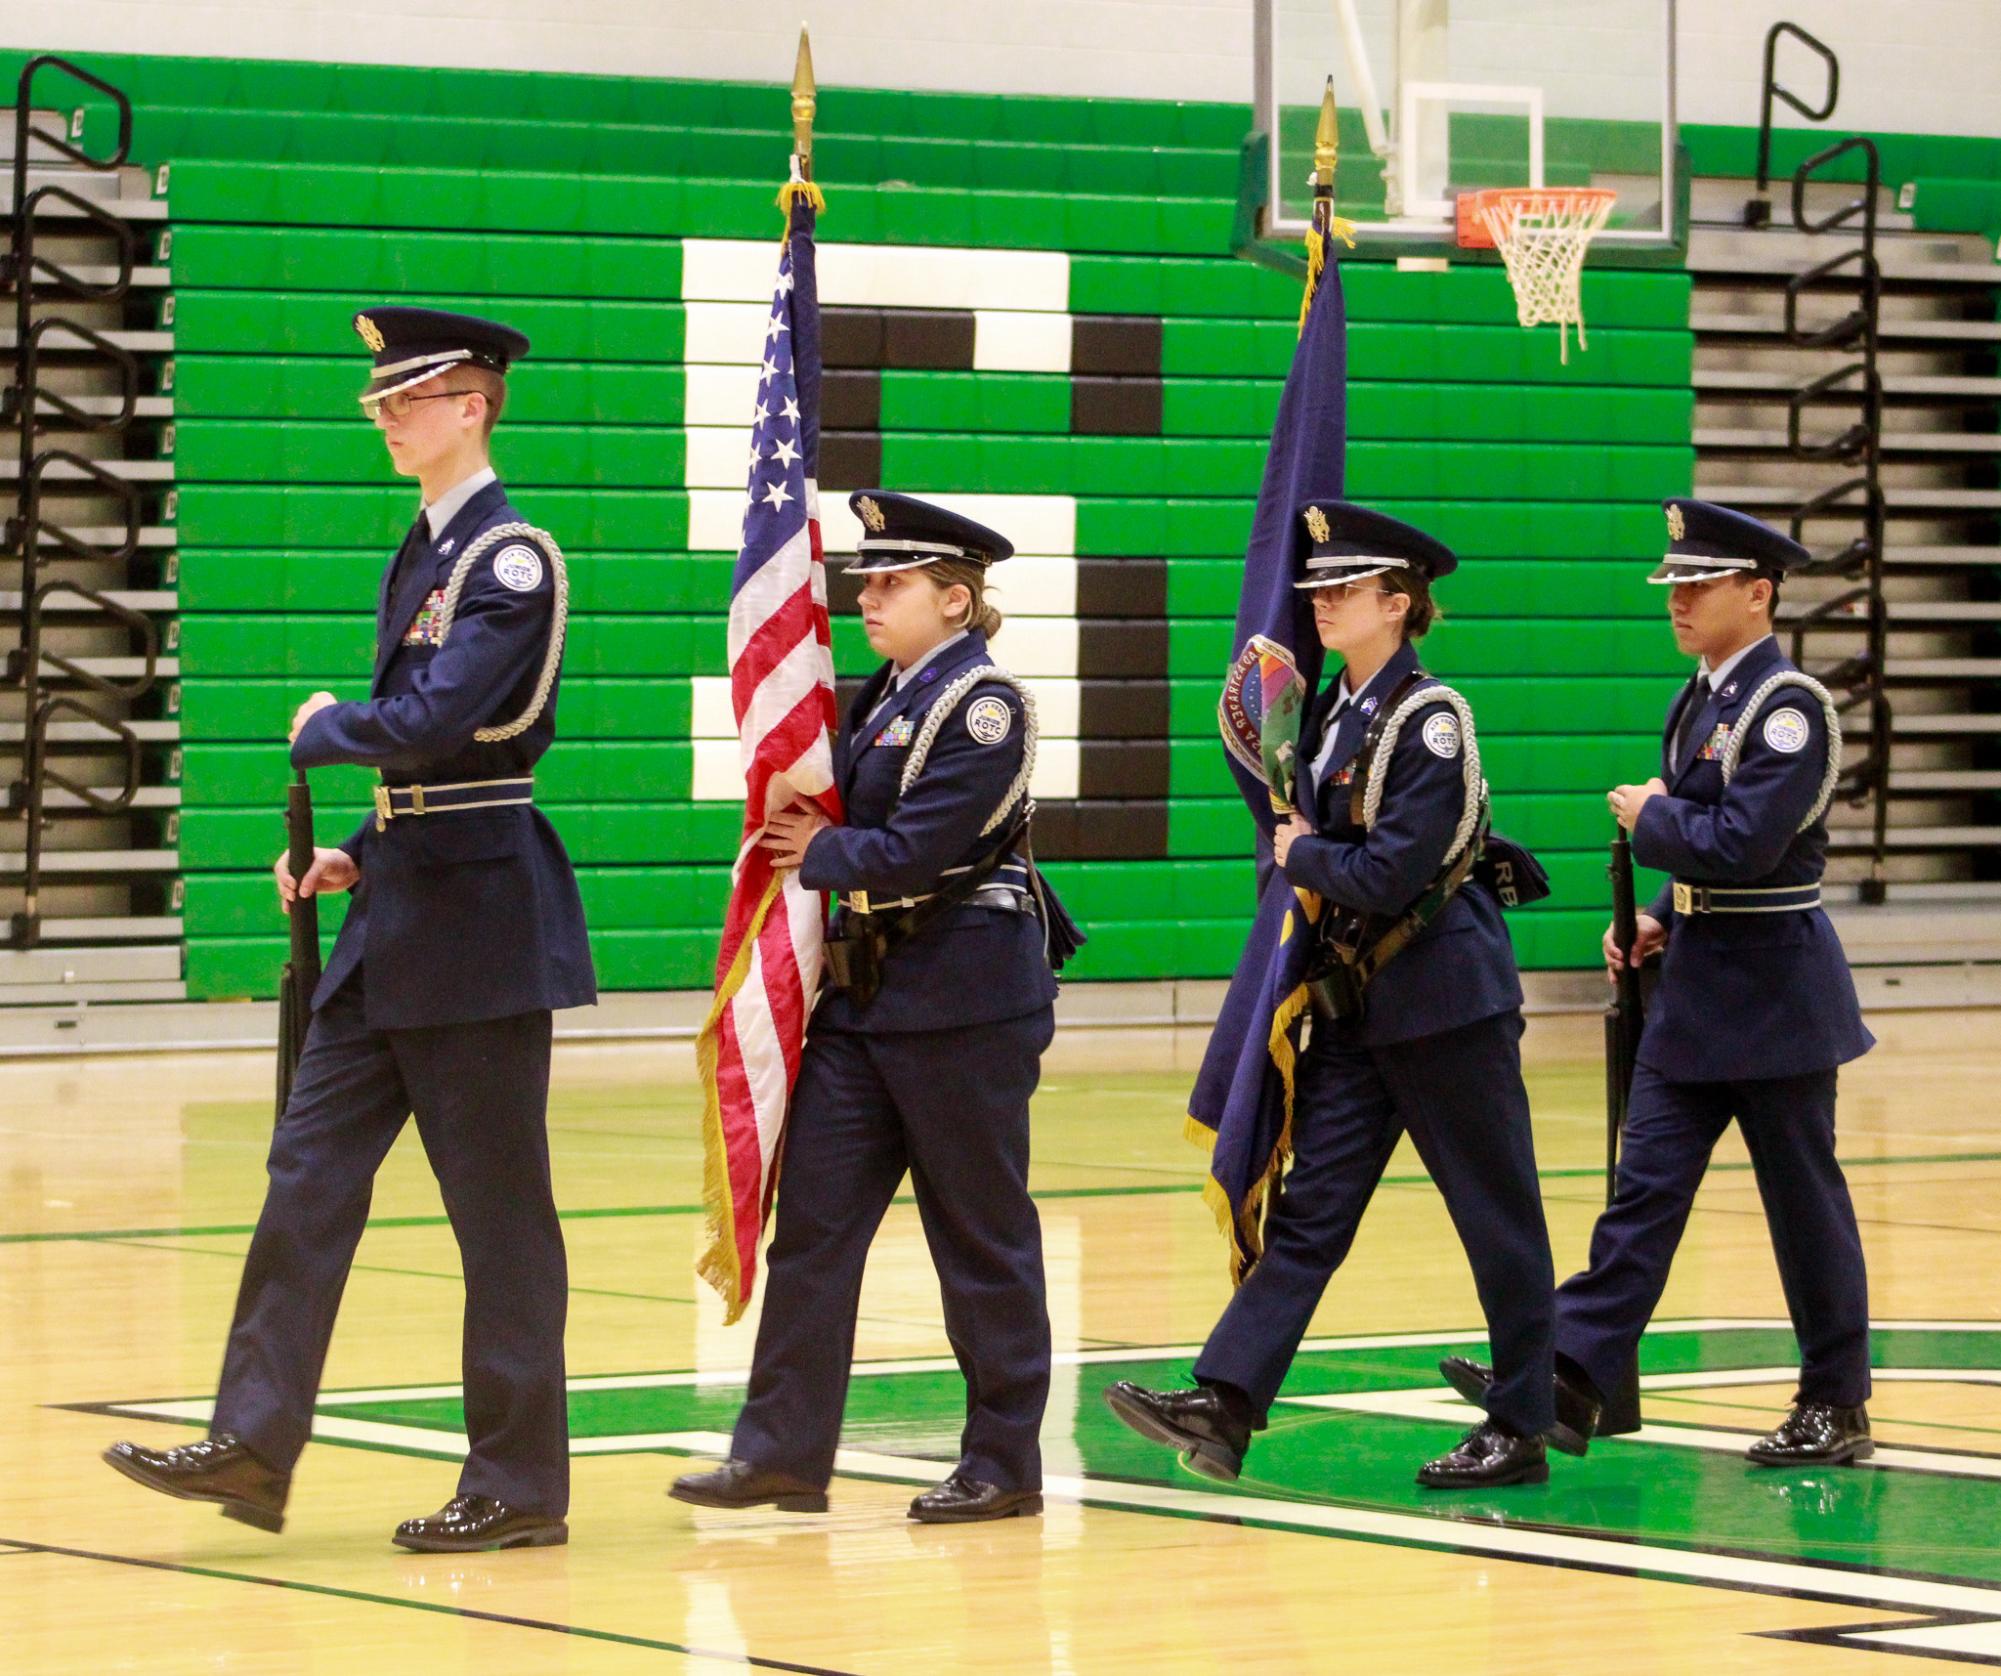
[673,490,1081,1525]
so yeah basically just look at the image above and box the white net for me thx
[1476,188,1617,364]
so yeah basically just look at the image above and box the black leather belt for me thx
[840,863,1030,916]
[373,776,534,831]
[1672,881,1821,915]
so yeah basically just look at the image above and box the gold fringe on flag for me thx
[693,870,787,1324]
[1182,887,1321,1282]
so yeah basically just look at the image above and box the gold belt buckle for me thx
[1672,881,1694,915]
[372,784,392,832]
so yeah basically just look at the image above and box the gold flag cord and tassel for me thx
[777,26,827,217]
[1298,77,1357,333]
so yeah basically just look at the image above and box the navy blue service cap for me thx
[1293,499,1458,590]
[1651,498,1811,584]
[848,490,1015,574]
[354,306,531,408]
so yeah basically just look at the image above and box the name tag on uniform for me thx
[1698,722,1730,762]
[872,715,914,748]
[403,589,448,647]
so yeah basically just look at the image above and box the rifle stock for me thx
[276,771,320,1118]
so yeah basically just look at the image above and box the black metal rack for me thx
[1,55,158,947]
[1744,25,1892,901]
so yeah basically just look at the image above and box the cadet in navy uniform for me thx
[672,491,1080,1523]
[105,308,596,1549]
[1106,503,1561,1488]
[1443,499,1876,1466]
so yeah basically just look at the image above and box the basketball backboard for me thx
[1254,0,1677,250]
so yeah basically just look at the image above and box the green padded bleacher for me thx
[22,47,1699,996]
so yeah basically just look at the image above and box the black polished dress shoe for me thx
[392,1493,567,1552]
[1746,1402,1872,1467]
[668,1458,829,1513]
[102,1434,289,1533]
[1103,1381,1251,1482]
[1416,1421,1549,1489]
[908,1471,1043,1523]
[1437,1355,1603,1458]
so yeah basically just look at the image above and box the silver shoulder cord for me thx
[1359,682,1489,867]
[1718,670,1844,831]
[433,521,571,743]
[899,664,1039,832]
[895,663,1054,966]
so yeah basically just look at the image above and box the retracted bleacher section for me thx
[15,51,1696,1001]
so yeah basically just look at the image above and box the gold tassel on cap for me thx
[1298,78,1356,334]
[777,27,827,216]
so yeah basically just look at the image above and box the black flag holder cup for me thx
[275,771,321,1119]
[1599,821,1646,1435]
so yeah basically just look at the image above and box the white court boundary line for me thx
[91,1319,2001,1665]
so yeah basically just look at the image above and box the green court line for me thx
[96,1239,708,1308]
[9,1149,2000,1247]
[3,1537,861,1674]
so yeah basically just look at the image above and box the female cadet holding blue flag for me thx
[1107,502,1564,1489]
[671,490,1080,1525]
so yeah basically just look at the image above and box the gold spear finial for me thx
[1312,76,1338,199]
[791,26,817,179]
[1297,76,1355,333]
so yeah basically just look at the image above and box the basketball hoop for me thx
[1457,187,1616,364]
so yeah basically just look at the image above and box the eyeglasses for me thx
[362,389,474,422]
[1311,581,1392,601]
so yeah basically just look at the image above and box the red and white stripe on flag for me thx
[695,205,840,1324]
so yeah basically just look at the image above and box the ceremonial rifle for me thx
[1605,821,1644,1204]
[1598,819,1647,1433]
[275,770,320,1118]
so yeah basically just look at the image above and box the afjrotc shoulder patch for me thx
[403,588,448,647]
[966,695,1013,745]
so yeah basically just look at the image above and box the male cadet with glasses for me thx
[104,308,596,1551]
[1442,498,1876,1468]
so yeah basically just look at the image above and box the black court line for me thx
[1542,1185,2001,1244]
[1,1537,868,1675]
[10,1148,2001,1249]
[1760,1614,2001,1667]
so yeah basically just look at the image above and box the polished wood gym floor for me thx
[5,1009,2001,1673]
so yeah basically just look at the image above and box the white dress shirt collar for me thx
[422,466,497,541]
[1701,633,1773,693]
[892,629,969,691]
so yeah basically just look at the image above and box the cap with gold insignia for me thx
[354,306,531,411]
[1650,497,1810,585]
[1292,498,1457,590]
[845,489,1015,575]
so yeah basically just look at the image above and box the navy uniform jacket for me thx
[801,630,1060,1035]
[1280,640,1522,1047]
[1633,635,1871,1082]
[292,476,597,1030]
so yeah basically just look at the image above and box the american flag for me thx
[695,192,841,1324]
